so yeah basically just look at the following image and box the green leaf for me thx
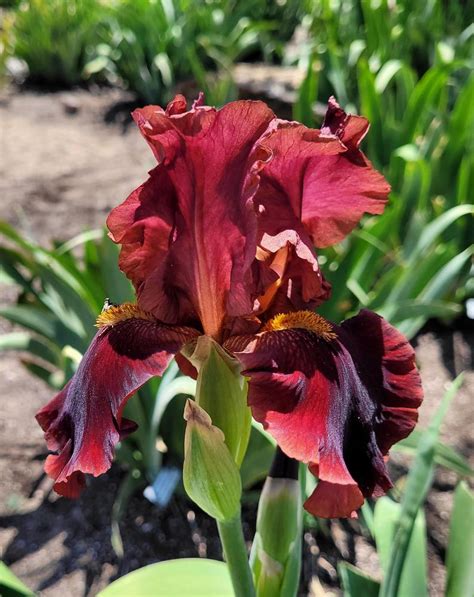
[393,430,474,477]
[279,462,305,597]
[111,470,146,558]
[380,374,464,597]
[0,221,99,315]
[446,481,474,597]
[382,299,461,325]
[419,246,473,301]
[99,558,233,596]
[0,331,60,365]
[360,501,375,538]
[150,366,195,441]
[338,562,380,597]
[240,423,276,490]
[409,205,473,262]
[0,561,34,597]
[23,361,62,389]
[0,305,84,352]
[0,247,39,297]
[402,67,448,142]
[98,233,134,304]
[374,497,428,597]
[357,60,385,165]
[293,54,318,126]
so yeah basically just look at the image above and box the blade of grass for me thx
[339,562,380,597]
[446,481,474,597]
[380,373,465,597]
[375,497,428,597]
[393,430,474,477]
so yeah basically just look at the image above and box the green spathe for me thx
[183,399,242,522]
[251,477,301,596]
[184,335,251,467]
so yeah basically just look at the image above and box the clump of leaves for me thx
[9,0,103,86]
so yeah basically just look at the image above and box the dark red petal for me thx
[339,309,423,455]
[108,99,276,339]
[36,319,198,496]
[305,463,363,519]
[230,310,422,518]
[166,94,188,115]
[321,96,369,149]
[175,351,198,380]
[256,228,331,318]
[255,103,390,248]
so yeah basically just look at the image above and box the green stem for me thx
[217,513,256,597]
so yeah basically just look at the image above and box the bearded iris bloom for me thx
[36,95,423,518]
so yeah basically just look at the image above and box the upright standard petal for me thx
[255,99,390,248]
[108,96,276,339]
[226,310,422,518]
[36,309,198,497]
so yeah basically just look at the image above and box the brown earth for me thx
[0,88,472,596]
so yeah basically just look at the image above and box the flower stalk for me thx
[181,344,256,596]
[217,514,256,597]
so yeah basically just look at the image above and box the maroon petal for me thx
[227,309,422,518]
[306,463,364,519]
[255,100,390,248]
[108,97,276,339]
[36,317,198,496]
[253,228,331,324]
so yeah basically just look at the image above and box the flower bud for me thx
[183,335,251,466]
[183,399,242,522]
[251,449,302,596]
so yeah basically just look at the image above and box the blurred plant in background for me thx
[2,1,471,324]
[86,0,280,104]
[2,0,299,101]
[5,0,103,86]
[291,0,473,333]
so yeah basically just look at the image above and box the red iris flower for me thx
[36,95,423,518]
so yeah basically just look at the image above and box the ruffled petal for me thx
[255,228,331,318]
[227,309,422,518]
[107,96,276,339]
[36,318,198,496]
[255,99,390,248]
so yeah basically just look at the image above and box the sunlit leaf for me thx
[0,561,34,597]
[99,559,233,596]
[380,374,464,597]
[339,562,380,597]
[446,481,474,597]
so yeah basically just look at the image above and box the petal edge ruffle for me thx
[36,318,198,496]
[229,309,422,518]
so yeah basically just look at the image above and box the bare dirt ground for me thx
[0,88,473,596]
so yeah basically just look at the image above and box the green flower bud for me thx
[183,399,242,522]
[251,449,302,597]
[183,336,251,467]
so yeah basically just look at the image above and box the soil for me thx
[0,88,473,597]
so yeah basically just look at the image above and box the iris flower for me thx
[36,95,423,518]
